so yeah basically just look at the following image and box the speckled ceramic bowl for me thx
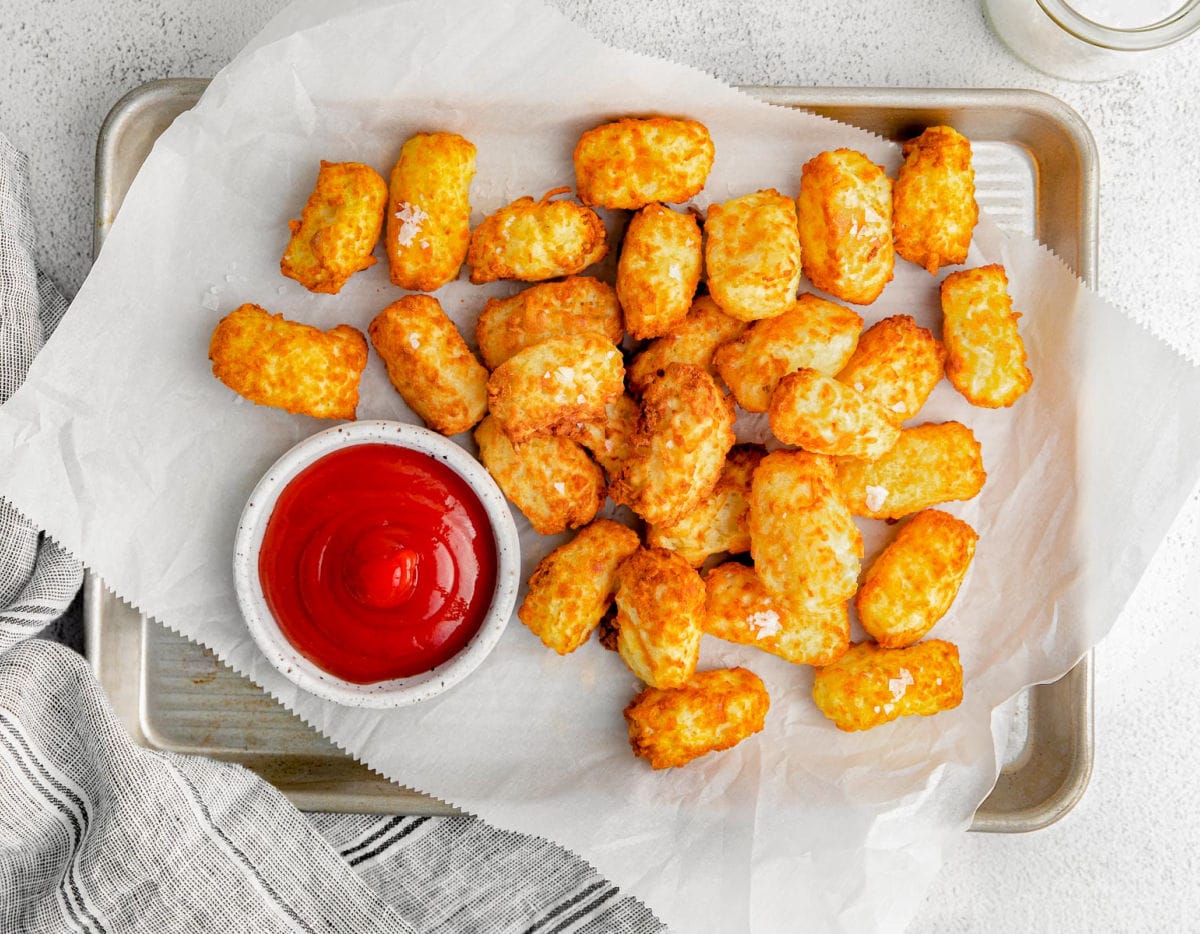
[233,420,520,708]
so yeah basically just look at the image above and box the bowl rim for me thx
[233,419,520,708]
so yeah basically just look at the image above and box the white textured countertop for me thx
[2,1,1198,930]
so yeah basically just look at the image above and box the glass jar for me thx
[984,0,1200,81]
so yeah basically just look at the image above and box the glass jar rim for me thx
[1037,0,1200,50]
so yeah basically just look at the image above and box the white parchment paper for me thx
[2,1,1200,930]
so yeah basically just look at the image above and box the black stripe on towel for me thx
[346,816,431,867]
[0,718,102,934]
[544,885,619,934]
[524,881,610,934]
[339,815,406,859]
[166,762,315,934]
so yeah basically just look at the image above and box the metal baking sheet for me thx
[86,78,1096,831]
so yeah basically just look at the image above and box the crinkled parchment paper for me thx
[2,1,1199,930]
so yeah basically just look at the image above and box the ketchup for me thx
[258,443,497,684]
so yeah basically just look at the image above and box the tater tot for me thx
[467,192,607,284]
[940,264,1033,408]
[368,296,488,436]
[893,126,977,275]
[486,333,624,444]
[705,189,803,322]
[835,421,985,520]
[624,667,769,770]
[518,519,641,655]
[474,416,605,535]
[616,204,703,339]
[647,445,763,566]
[561,393,640,480]
[614,548,706,689]
[703,562,849,666]
[835,315,945,423]
[611,363,736,528]
[280,161,388,294]
[856,510,978,648]
[749,450,862,612]
[627,295,748,395]
[798,149,894,305]
[385,132,476,292]
[474,277,623,370]
[574,117,714,210]
[208,303,366,420]
[811,640,963,732]
[713,293,862,412]
[768,369,900,459]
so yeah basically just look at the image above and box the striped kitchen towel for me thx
[0,132,81,654]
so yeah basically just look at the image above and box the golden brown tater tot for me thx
[893,126,977,275]
[208,303,366,420]
[812,640,963,732]
[611,363,736,527]
[474,416,605,535]
[624,667,769,769]
[368,295,488,436]
[749,450,862,612]
[386,132,476,291]
[835,421,985,519]
[467,191,607,284]
[940,264,1033,408]
[705,189,803,322]
[281,161,387,294]
[518,519,641,654]
[856,509,977,648]
[616,203,702,340]
[798,149,894,305]
[614,547,706,689]
[574,117,714,210]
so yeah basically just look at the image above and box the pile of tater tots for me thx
[208,117,1033,769]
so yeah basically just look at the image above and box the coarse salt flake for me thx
[408,334,420,350]
[556,366,575,383]
[576,394,586,404]
[746,610,781,640]
[888,667,915,703]
[853,382,865,392]
[553,482,566,495]
[865,485,889,512]
[201,293,220,311]
[668,264,682,281]
[394,202,428,247]
[891,401,907,414]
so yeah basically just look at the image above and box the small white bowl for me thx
[233,420,520,708]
